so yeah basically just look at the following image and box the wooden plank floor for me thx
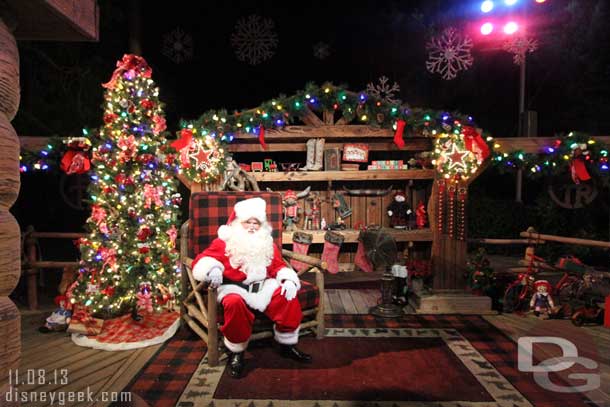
[17,311,160,407]
[18,290,610,406]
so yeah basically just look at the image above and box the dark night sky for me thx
[15,0,610,140]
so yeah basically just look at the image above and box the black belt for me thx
[223,280,263,293]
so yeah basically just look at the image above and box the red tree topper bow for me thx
[462,126,490,162]
[102,54,152,90]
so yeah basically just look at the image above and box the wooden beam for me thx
[282,228,433,244]
[8,0,99,41]
[520,230,610,249]
[493,136,610,154]
[233,125,395,140]
[250,169,435,182]
[228,139,431,152]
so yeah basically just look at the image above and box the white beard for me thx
[224,221,274,284]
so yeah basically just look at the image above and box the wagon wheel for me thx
[503,283,531,313]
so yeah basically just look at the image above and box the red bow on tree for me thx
[60,151,91,175]
[102,54,152,90]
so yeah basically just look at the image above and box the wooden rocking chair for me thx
[180,191,325,366]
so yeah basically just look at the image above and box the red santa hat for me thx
[218,197,267,240]
[534,280,551,292]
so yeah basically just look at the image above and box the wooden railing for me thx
[22,226,85,310]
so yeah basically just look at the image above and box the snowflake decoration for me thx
[426,27,474,80]
[313,42,331,60]
[231,14,278,65]
[366,76,401,104]
[503,36,538,65]
[162,27,193,64]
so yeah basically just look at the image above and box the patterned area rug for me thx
[123,315,596,407]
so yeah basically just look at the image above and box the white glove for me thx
[280,280,298,301]
[206,267,223,289]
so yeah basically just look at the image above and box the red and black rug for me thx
[121,314,599,407]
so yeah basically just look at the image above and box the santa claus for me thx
[192,197,312,378]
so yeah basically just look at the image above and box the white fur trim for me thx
[71,316,179,351]
[224,337,248,353]
[276,267,301,291]
[242,266,267,285]
[234,197,267,223]
[274,326,299,345]
[192,257,224,281]
[217,225,232,241]
[217,278,280,312]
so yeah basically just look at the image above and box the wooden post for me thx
[0,16,21,398]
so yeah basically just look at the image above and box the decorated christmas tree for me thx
[72,55,181,318]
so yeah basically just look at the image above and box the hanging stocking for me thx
[290,231,313,272]
[394,119,406,149]
[354,230,374,273]
[321,231,345,274]
[258,125,267,150]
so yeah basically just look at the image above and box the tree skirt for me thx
[71,311,180,351]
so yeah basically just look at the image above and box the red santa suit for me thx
[192,197,303,353]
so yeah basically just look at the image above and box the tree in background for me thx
[72,55,181,318]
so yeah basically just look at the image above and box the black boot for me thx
[279,344,312,363]
[228,352,245,378]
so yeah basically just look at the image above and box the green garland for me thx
[491,131,610,179]
[178,82,482,184]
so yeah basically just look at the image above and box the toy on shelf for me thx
[268,186,311,231]
[251,162,263,172]
[332,193,352,219]
[387,191,412,229]
[304,192,322,230]
[263,158,277,172]
[416,200,428,229]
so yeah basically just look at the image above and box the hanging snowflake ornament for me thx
[503,36,538,65]
[231,14,278,65]
[162,27,193,64]
[366,76,401,104]
[313,42,331,60]
[426,27,474,80]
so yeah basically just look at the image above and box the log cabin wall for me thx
[0,16,21,399]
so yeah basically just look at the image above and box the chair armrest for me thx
[282,249,328,272]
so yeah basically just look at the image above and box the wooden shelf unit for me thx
[249,169,435,182]
[282,228,433,244]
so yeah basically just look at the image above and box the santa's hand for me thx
[280,280,298,301]
[206,267,223,289]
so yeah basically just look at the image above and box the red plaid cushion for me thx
[188,191,283,258]
[217,281,320,324]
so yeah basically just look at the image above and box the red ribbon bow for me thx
[102,54,152,90]
[462,126,490,162]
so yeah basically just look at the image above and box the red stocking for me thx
[321,231,344,274]
[354,233,373,273]
[290,231,313,272]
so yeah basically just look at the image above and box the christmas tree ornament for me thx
[426,27,474,80]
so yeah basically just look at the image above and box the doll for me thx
[387,191,412,229]
[530,280,554,318]
[39,295,72,333]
